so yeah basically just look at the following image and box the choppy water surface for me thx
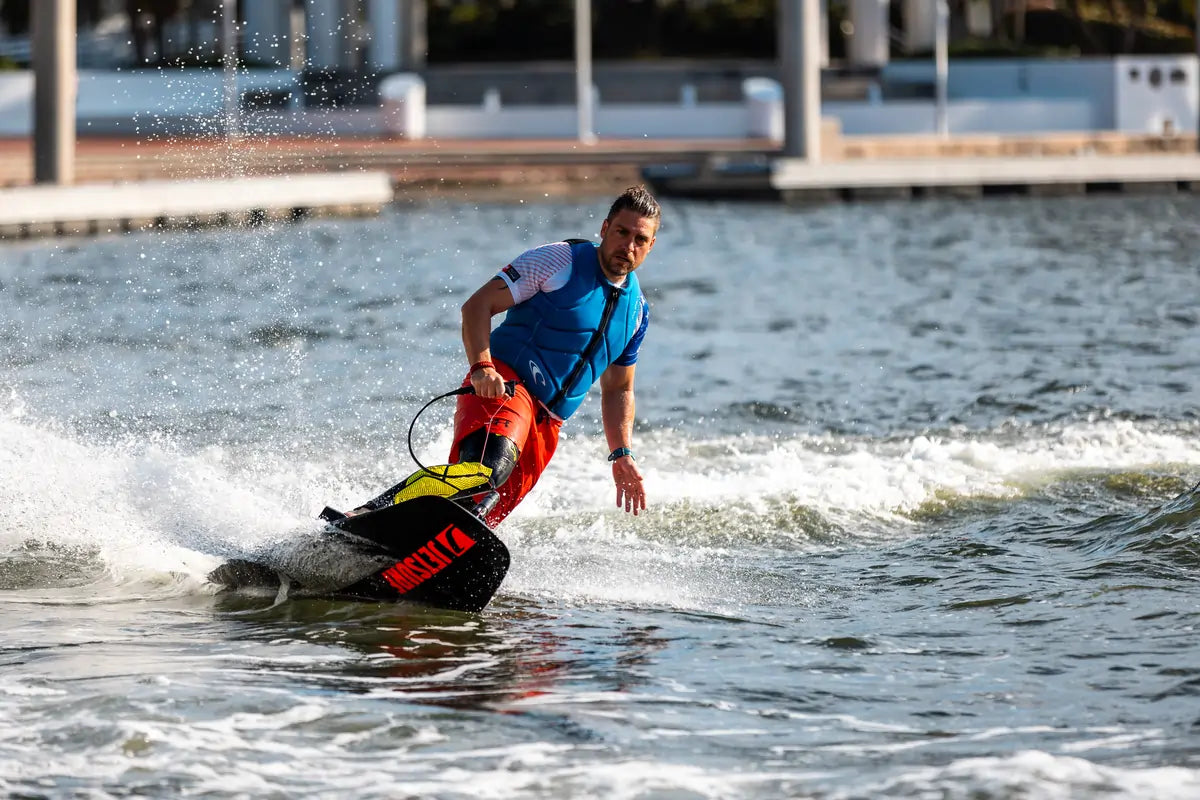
[2,193,1199,799]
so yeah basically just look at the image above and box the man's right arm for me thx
[460,277,516,398]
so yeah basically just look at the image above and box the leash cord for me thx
[406,381,515,495]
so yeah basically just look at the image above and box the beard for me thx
[600,248,634,280]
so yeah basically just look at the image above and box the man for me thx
[353,185,660,527]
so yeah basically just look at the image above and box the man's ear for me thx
[599,218,610,237]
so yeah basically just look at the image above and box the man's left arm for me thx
[600,363,646,515]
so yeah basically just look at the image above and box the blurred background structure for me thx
[1,1,1198,219]
[2,0,1197,70]
[2,0,1196,140]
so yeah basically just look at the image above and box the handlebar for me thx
[452,380,517,398]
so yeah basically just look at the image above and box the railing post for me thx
[33,0,76,185]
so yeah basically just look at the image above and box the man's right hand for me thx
[471,366,508,399]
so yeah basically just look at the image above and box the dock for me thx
[777,152,1200,201]
[0,135,761,240]
[0,171,394,239]
[643,133,1200,202]
[2,132,1199,241]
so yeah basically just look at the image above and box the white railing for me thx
[0,57,1194,140]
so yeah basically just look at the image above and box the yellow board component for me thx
[391,462,494,505]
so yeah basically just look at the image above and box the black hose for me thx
[405,381,516,493]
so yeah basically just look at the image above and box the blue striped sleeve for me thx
[613,298,649,367]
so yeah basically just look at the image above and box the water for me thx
[2,193,1199,798]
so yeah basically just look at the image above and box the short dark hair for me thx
[607,185,661,228]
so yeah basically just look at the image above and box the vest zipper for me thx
[547,284,620,412]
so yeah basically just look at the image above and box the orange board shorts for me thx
[449,359,562,527]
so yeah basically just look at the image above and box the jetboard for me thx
[207,495,510,613]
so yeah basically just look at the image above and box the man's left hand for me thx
[612,457,646,516]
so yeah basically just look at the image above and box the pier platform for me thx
[773,152,1200,202]
[0,171,394,239]
[1,130,1198,241]
[648,151,1200,202]
[0,134,755,239]
[642,130,1200,202]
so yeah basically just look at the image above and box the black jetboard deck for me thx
[208,496,510,613]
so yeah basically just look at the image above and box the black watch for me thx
[607,447,635,462]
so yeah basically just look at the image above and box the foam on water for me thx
[849,750,1200,800]
[5,390,1195,619]
[529,418,1200,523]
[6,193,1200,800]
[0,412,294,590]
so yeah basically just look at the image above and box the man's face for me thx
[598,210,657,283]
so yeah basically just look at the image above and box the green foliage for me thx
[425,0,1195,62]
[1023,8,1196,55]
[428,0,575,61]
[0,0,30,36]
[934,35,1082,59]
[3,0,1195,65]
[427,0,777,62]
[650,0,776,58]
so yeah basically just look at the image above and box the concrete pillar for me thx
[367,0,429,69]
[33,0,75,185]
[404,1,427,69]
[935,0,948,136]
[367,0,401,71]
[964,0,992,36]
[575,0,595,144]
[819,0,830,66]
[221,0,239,138]
[903,0,935,53]
[244,0,291,67]
[367,0,425,70]
[848,0,889,67]
[306,0,345,70]
[289,5,307,70]
[778,0,822,161]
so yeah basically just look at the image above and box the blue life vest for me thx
[490,240,644,420]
